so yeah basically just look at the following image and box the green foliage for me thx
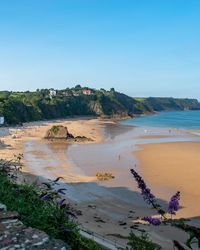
[144,97,200,112]
[0,173,102,250]
[135,98,146,102]
[0,88,199,124]
[50,125,61,134]
[127,231,161,250]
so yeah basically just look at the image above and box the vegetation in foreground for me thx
[130,167,200,249]
[0,155,167,250]
[1,157,200,249]
[0,159,102,250]
[127,232,161,250]
[0,158,165,250]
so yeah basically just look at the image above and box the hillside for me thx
[0,86,199,125]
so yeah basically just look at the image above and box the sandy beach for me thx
[135,141,200,218]
[1,119,200,249]
[0,117,106,180]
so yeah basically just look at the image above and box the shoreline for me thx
[1,117,200,249]
[0,117,109,175]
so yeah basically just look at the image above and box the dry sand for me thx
[0,117,107,178]
[135,141,200,218]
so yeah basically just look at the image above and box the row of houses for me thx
[49,88,93,99]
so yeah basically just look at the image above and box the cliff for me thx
[0,88,199,124]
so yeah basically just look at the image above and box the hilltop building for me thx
[49,89,57,99]
[82,89,93,95]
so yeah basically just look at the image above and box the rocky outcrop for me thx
[0,203,69,249]
[45,125,74,140]
[96,172,115,181]
[45,125,93,142]
[74,136,93,142]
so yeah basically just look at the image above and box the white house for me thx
[49,89,57,99]
[0,116,4,125]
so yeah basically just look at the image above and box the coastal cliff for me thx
[0,87,199,124]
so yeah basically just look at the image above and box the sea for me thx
[122,110,200,130]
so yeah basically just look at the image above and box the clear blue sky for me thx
[0,0,200,98]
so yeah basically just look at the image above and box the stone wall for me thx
[0,203,69,249]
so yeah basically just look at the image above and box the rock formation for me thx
[45,125,93,142]
[45,125,74,140]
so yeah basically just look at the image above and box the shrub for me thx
[0,165,102,250]
[127,231,161,250]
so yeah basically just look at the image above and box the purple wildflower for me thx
[130,169,156,205]
[168,191,180,215]
[143,216,161,226]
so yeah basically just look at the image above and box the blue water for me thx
[122,110,200,129]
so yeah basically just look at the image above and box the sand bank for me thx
[135,141,200,218]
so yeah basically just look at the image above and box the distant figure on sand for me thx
[118,154,121,160]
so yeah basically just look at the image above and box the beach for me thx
[0,117,105,179]
[1,118,200,249]
[135,141,200,218]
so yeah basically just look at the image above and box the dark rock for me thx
[130,225,139,229]
[45,125,92,143]
[95,218,106,223]
[74,136,93,142]
[118,221,127,226]
[128,215,134,219]
[76,210,83,216]
[88,204,96,209]
[45,125,74,140]
[93,216,106,223]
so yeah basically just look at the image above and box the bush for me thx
[127,231,161,250]
[0,172,102,250]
